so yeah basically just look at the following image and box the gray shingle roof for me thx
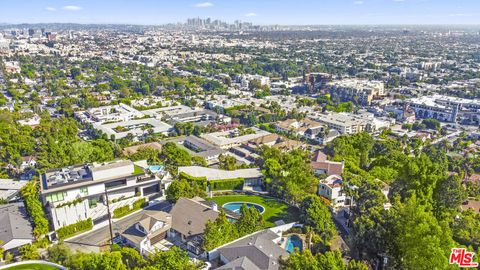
[0,203,34,246]
[216,256,261,270]
[217,230,288,270]
[169,197,219,237]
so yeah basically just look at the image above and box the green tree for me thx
[387,196,454,269]
[120,247,147,269]
[218,154,238,171]
[236,204,264,235]
[452,209,480,249]
[203,210,238,251]
[165,179,206,202]
[433,175,467,217]
[161,142,192,172]
[19,244,39,260]
[300,195,337,244]
[148,246,197,270]
[422,118,441,131]
[47,243,72,266]
[281,250,368,270]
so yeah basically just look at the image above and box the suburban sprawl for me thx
[0,19,479,270]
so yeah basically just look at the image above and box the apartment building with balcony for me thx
[40,160,162,230]
[327,79,385,105]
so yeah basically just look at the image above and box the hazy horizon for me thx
[1,0,480,25]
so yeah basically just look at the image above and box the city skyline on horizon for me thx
[1,0,480,26]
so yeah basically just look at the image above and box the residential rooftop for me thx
[178,166,262,181]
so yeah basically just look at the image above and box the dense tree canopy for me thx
[260,147,317,204]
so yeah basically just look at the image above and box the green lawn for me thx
[3,263,61,270]
[208,194,300,227]
[132,164,144,175]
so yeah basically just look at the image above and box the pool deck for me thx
[281,233,306,253]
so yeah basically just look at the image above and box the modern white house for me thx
[178,166,263,190]
[40,160,163,230]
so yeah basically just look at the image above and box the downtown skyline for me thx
[0,0,480,25]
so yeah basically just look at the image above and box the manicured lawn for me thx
[3,263,61,270]
[208,194,300,227]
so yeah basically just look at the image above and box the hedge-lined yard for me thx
[208,194,300,227]
[57,218,93,240]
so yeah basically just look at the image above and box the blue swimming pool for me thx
[223,202,265,214]
[285,235,303,253]
[148,165,163,173]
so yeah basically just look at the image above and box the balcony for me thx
[136,175,156,183]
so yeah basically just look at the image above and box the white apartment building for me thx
[409,94,480,123]
[41,160,162,230]
[327,79,385,105]
[309,111,392,135]
[75,103,144,124]
[311,113,368,134]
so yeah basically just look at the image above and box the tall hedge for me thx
[210,178,244,191]
[57,218,93,240]
[179,172,207,190]
[21,180,49,238]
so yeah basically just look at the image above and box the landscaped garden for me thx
[208,194,300,227]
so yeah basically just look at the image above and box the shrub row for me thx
[210,178,244,191]
[21,181,49,238]
[113,198,147,218]
[57,218,93,240]
[179,172,207,189]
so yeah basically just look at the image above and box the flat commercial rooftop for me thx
[200,128,271,148]
[92,118,172,139]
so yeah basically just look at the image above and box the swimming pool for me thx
[223,202,265,214]
[148,165,163,173]
[285,234,303,253]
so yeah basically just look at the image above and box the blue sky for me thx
[1,0,480,25]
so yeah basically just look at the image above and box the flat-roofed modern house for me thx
[178,166,263,190]
[40,160,162,230]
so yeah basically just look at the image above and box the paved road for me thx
[65,201,172,249]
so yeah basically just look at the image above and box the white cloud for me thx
[62,5,82,11]
[245,12,258,17]
[194,2,213,8]
[393,0,405,2]
[45,7,57,11]
[354,0,364,4]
